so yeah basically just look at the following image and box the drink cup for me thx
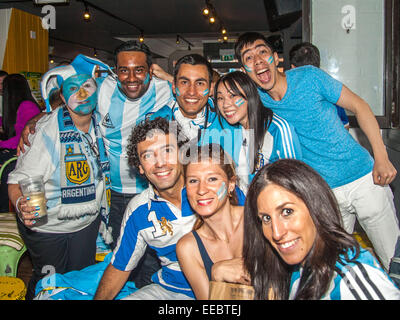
[18,175,47,218]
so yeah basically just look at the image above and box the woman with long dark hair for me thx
[243,159,400,300]
[214,71,301,192]
[0,74,41,212]
[0,73,41,148]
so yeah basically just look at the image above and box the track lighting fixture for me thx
[83,2,91,21]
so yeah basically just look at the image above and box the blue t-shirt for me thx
[258,66,373,188]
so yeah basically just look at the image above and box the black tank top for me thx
[192,230,214,281]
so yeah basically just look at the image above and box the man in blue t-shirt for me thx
[235,32,399,270]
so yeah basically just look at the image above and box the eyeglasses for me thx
[82,133,103,179]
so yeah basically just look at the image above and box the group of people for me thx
[3,31,400,300]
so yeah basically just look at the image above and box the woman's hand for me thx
[16,196,40,227]
[211,258,251,285]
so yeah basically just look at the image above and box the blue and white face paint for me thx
[143,72,150,85]
[267,56,274,65]
[234,98,245,108]
[202,88,209,96]
[175,87,181,96]
[216,182,227,200]
[244,65,253,73]
[62,74,97,115]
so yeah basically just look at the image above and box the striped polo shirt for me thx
[111,186,196,298]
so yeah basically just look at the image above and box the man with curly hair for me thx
[94,117,196,300]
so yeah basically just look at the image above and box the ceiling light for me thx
[202,7,209,16]
[83,2,91,21]
[209,16,215,24]
[139,34,144,42]
[221,27,227,34]
[223,35,228,41]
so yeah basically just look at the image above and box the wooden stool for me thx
[0,212,27,277]
[0,276,26,300]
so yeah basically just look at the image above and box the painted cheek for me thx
[267,56,274,64]
[202,88,209,96]
[143,73,150,85]
[244,65,253,72]
[175,87,181,96]
[216,182,227,200]
[234,98,245,107]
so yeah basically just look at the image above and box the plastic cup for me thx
[18,175,47,218]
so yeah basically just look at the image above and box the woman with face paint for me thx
[8,71,111,299]
[215,71,302,192]
[176,143,250,300]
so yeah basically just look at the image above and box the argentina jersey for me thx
[97,75,174,194]
[289,248,400,300]
[111,187,196,298]
[201,113,301,192]
[257,113,302,167]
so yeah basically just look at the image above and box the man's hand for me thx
[151,63,173,83]
[17,113,46,155]
[372,157,397,186]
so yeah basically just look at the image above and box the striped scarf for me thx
[57,107,111,240]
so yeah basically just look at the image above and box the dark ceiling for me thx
[0,0,302,65]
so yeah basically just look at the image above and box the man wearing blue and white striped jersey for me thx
[94,117,196,299]
[149,54,218,142]
[97,42,174,256]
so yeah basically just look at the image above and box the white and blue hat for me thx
[41,54,113,112]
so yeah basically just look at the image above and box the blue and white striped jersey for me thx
[201,113,302,192]
[289,248,400,300]
[97,75,174,194]
[111,186,197,298]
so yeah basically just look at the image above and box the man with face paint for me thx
[8,70,111,299]
[150,54,218,141]
[235,32,400,271]
[94,117,196,300]
[150,54,254,194]
[95,41,175,288]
